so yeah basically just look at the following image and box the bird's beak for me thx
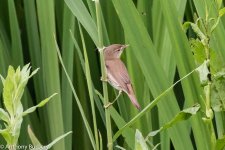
[122,44,129,49]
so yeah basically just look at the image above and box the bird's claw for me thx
[104,91,122,109]
[100,76,108,82]
[104,102,112,109]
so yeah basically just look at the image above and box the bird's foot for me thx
[100,76,108,82]
[104,102,113,109]
[103,91,122,109]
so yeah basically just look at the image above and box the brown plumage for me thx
[103,44,141,110]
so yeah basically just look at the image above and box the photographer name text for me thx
[0,144,49,150]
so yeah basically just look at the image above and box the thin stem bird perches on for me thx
[95,0,113,149]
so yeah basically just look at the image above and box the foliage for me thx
[0,64,70,149]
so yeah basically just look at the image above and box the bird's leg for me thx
[100,76,108,82]
[104,90,122,109]
[113,90,122,103]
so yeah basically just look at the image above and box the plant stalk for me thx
[95,0,113,149]
[204,40,216,150]
[202,17,216,147]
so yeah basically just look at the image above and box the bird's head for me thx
[104,44,129,60]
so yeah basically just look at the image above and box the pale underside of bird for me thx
[103,44,141,110]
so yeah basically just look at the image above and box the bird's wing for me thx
[105,59,131,92]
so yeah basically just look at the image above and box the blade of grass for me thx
[152,0,187,148]
[55,37,96,150]
[60,4,75,150]
[0,26,10,76]
[8,0,24,66]
[85,0,110,45]
[70,30,106,126]
[78,23,99,150]
[36,0,65,149]
[23,0,47,144]
[64,0,99,45]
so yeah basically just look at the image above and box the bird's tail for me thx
[127,84,141,110]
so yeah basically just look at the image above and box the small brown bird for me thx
[103,44,141,110]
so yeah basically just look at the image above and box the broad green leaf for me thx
[210,49,224,74]
[0,108,10,123]
[0,128,11,143]
[15,101,23,116]
[190,37,223,74]
[22,93,57,116]
[147,104,200,137]
[189,39,205,65]
[135,129,149,150]
[3,66,15,116]
[12,117,23,144]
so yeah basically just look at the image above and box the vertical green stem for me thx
[95,0,113,149]
[204,29,216,149]
[100,50,113,150]
[205,82,216,149]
